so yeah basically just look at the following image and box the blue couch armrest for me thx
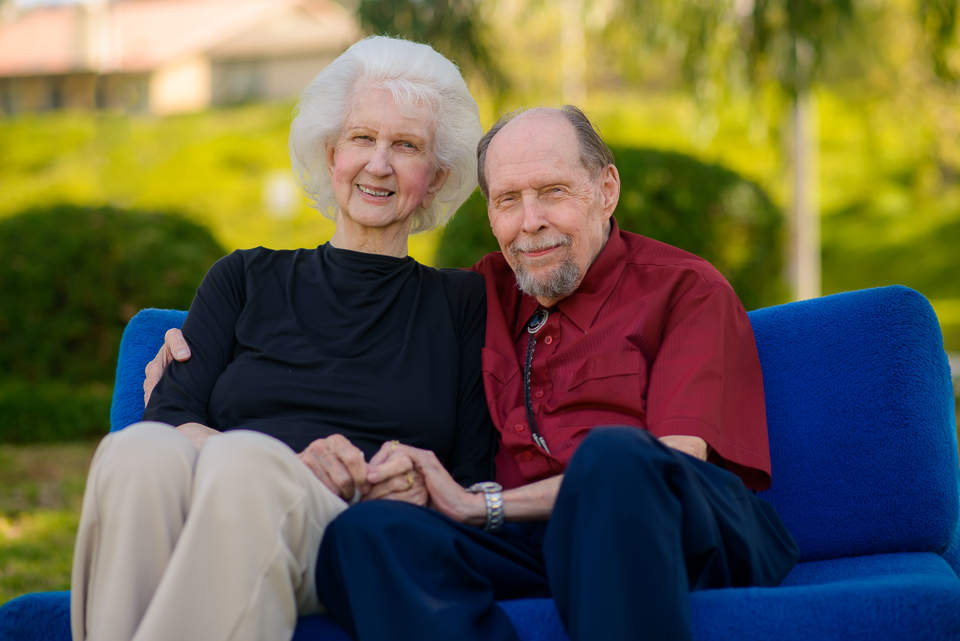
[748,285,960,565]
[109,308,188,432]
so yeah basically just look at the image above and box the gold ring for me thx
[406,472,415,489]
[390,440,399,452]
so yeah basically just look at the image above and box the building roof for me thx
[0,0,360,77]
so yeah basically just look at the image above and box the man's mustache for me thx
[508,234,573,257]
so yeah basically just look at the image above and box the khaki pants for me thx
[71,422,348,641]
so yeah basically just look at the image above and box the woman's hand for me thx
[144,328,192,406]
[298,434,369,502]
[362,441,428,506]
[374,444,485,525]
[176,422,220,449]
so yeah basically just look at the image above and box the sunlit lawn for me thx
[0,441,98,606]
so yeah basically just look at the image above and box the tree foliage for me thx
[919,0,960,79]
[356,0,508,96]
[436,146,785,311]
[609,0,958,95]
[745,0,855,93]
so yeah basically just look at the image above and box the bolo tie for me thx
[524,309,552,454]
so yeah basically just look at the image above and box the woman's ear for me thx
[420,167,450,209]
[324,143,337,177]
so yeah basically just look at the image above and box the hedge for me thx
[0,204,225,384]
[0,205,224,442]
[0,380,112,443]
[436,146,786,312]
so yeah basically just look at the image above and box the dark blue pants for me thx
[316,427,799,641]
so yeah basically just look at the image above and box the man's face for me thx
[484,110,619,306]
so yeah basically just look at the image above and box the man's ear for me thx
[599,164,620,223]
[420,167,450,209]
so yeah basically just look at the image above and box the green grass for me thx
[0,441,99,606]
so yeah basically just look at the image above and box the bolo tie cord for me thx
[524,309,551,454]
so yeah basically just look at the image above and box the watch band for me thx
[466,482,505,532]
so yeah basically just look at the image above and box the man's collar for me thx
[513,217,628,338]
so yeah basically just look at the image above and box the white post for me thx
[559,0,586,107]
[790,89,821,301]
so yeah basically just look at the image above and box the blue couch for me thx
[2,285,959,640]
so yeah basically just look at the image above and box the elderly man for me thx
[312,106,798,641]
[146,106,798,641]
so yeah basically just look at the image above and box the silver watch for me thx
[466,481,504,532]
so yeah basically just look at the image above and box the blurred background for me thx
[1,0,958,604]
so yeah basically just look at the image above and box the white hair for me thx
[289,36,483,234]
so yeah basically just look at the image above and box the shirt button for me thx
[544,336,553,345]
[535,390,544,398]
[514,424,525,431]
[523,451,534,461]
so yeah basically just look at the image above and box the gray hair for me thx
[477,105,615,199]
[289,36,483,234]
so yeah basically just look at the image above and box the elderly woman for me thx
[70,36,491,641]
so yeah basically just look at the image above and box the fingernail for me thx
[175,349,189,359]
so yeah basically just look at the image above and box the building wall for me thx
[210,53,337,105]
[0,74,96,114]
[97,74,150,113]
[0,73,149,116]
[0,51,325,117]
[0,76,62,114]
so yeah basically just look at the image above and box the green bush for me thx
[0,204,225,383]
[436,146,786,311]
[0,380,111,443]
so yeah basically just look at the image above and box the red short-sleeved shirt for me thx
[471,218,772,491]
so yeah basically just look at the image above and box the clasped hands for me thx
[298,434,436,507]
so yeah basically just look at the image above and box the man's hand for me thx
[374,444,486,525]
[658,435,709,461]
[143,328,192,406]
[299,434,370,502]
[362,440,428,506]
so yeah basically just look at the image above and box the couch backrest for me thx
[749,286,959,563]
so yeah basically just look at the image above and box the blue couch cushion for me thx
[0,592,356,641]
[748,286,960,562]
[0,591,71,641]
[8,562,960,641]
[688,572,960,641]
[498,552,960,641]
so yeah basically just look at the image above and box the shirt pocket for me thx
[565,350,645,409]
[482,348,521,404]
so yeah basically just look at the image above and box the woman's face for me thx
[325,87,448,234]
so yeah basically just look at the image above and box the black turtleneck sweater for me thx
[143,244,494,486]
